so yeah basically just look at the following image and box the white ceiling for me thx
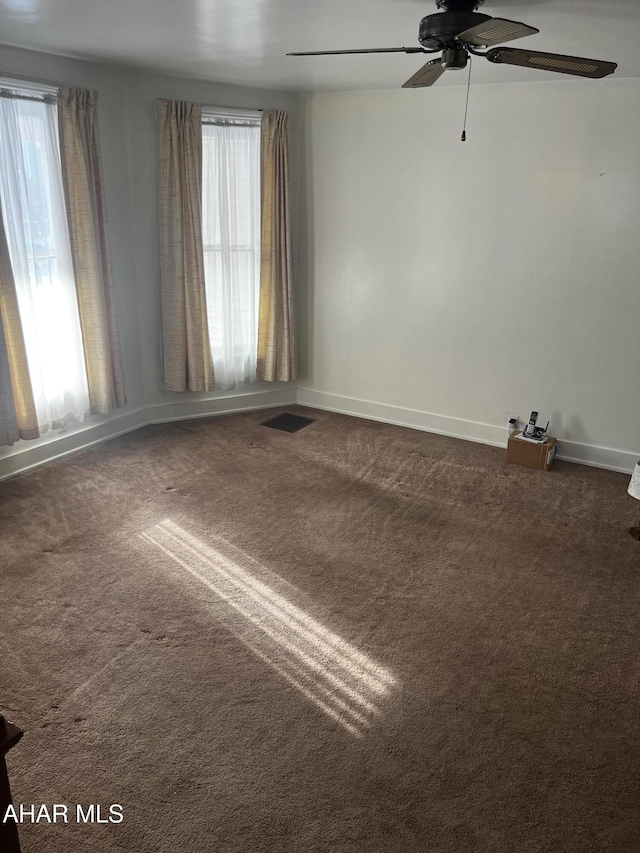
[0,0,636,92]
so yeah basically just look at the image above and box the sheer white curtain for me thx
[201,115,260,390]
[0,92,89,431]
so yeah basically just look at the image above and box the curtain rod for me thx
[201,105,262,120]
[215,107,263,113]
[202,119,260,128]
[0,71,65,90]
[0,90,56,104]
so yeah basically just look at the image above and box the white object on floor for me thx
[627,461,640,499]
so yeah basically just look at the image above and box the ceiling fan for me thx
[287,0,617,88]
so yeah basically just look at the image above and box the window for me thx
[201,107,261,391]
[0,78,89,431]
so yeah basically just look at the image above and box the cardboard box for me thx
[506,431,557,471]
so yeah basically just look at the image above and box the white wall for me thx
[298,78,640,471]
[0,46,301,479]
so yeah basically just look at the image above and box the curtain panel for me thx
[1,92,91,433]
[157,99,214,392]
[0,212,39,445]
[257,110,296,383]
[58,86,126,414]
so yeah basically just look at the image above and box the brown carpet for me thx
[1,406,640,852]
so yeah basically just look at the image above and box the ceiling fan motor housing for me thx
[441,47,469,69]
[419,11,491,49]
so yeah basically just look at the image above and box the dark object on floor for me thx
[629,525,640,540]
[0,715,23,853]
[261,412,316,433]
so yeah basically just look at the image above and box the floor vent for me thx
[261,413,316,433]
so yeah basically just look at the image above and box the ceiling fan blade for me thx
[402,59,446,89]
[457,17,539,47]
[287,47,427,56]
[486,47,617,78]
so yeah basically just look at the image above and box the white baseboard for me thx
[146,387,297,425]
[297,387,507,446]
[0,407,149,482]
[0,388,296,482]
[297,387,638,475]
[553,439,637,475]
[2,383,635,481]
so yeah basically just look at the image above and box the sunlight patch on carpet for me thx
[139,520,396,736]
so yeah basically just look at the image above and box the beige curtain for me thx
[58,86,126,414]
[157,99,214,392]
[257,110,296,382]
[0,211,39,445]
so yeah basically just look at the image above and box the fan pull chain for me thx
[461,56,472,142]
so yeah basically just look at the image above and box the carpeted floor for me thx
[1,406,640,852]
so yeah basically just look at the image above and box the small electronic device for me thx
[523,411,549,442]
[522,411,538,438]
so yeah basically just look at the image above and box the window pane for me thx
[201,120,260,390]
